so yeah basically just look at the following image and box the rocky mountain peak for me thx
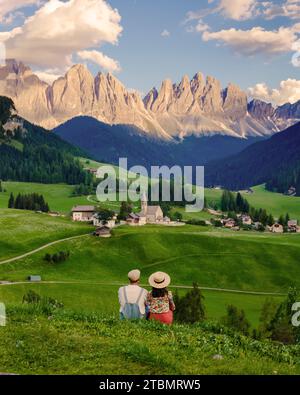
[248,99,275,119]
[222,83,247,118]
[0,60,297,138]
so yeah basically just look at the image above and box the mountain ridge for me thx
[0,59,299,139]
[205,122,300,191]
[54,115,264,169]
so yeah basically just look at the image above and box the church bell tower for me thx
[141,191,148,215]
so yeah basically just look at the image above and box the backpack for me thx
[121,287,144,320]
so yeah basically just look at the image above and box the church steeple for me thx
[141,191,148,215]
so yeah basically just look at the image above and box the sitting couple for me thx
[118,269,175,325]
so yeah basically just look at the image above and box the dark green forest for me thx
[0,96,92,185]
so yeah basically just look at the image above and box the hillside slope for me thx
[205,122,300,190]
[54,116,261,168]
[0,97,90,184]
[1,307,299,375]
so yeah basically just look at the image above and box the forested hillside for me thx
[205,122,300,192]
[0,96,91,185]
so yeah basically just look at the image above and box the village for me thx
[218,214,300,233]
[71,193,184,238]
[70,193,300,238]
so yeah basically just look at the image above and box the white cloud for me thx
[0,0,40,21]
[195,20,210,33]
[0,0,122,73]
[217,0,259,20]
[34,69,63,84]
[161,29,171,38]
[263,0,300,20]
[202,25,299,56]
[77,50,121,73]
[248,79,300,105]
[185,0,259,23]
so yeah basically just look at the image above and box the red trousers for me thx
[149,311,173,325]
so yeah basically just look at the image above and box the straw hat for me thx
[128,269,141,282]
[148,271,171,289]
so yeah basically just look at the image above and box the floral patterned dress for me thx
[146,291,175,325]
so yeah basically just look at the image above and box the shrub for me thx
[174,283,206,324]
[221,305,251,336]
[44,251,70,264]
[22,290,64,315]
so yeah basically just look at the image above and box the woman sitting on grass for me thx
[146,271,175,325]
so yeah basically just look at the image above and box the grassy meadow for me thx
[1,210,299,327]
[203,185,300,221]
[0,209,91,261]
[1,307,299,375]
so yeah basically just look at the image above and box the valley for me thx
[1,205,300,329]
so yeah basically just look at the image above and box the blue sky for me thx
[0,0,299,104]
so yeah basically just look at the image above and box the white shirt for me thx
[118,284,148,314]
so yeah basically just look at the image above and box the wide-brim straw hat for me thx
[148,271,171,289]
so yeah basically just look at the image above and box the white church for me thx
[126,193,170,226]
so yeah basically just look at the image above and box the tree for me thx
[118,201,133,220]
[95,207,115,225]
[278,214,286,226]
[221,305,251,336]
[267,214,275,226]
[174,283,206,324]
[258,298,279,339]
[8,193,14,208]
[285,213,290,225]
[172,211,183,222]
[268,287,299,344]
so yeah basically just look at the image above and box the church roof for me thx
[146,206,162,215]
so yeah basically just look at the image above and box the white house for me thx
[270,223,284,233]
[93,214,117,229]
[241,215,252,226]
[72,205,95,222]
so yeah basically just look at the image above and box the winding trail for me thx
[0,229,287,296]
[0,233,91,265]
[0,280,286,296]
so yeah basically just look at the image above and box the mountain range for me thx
[54,116,261,169]
[0,59,299,139]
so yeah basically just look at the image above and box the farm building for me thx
[240,215,252,225]
[270,223,284,233]
[94,226,111,238]
[28,275,41,282]
[72,205,95,222]
[126,213,147,226]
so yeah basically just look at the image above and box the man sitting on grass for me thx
[118,269,148,320]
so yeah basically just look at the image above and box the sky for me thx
[0,0,299,105]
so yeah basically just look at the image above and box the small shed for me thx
[28,275,41,282]
[94,226,111,238]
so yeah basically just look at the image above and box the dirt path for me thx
[0,233,91,266]
[0,280,286,296]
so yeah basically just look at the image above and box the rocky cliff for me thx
[0,60,298,139]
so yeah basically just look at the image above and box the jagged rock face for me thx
[248,99,275,120]
[222,83,247,119]
[0,60,298,138]
[275,100,300,119]
[0,60,51,127]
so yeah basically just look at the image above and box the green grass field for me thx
[204,185,300,221]
[0,209,91,261]
[1,307,299,375]
[1,210,299,328]
[1,179,300,220]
